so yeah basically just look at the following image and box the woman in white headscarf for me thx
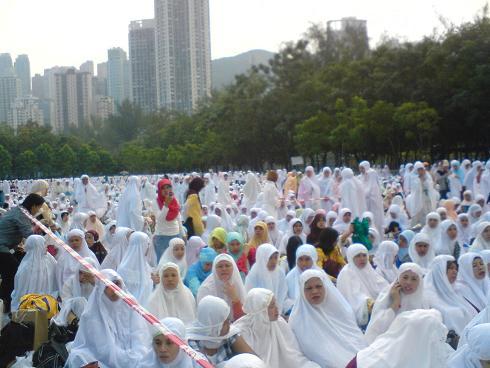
[11,235,58,310]
[332,207,353,235]
[406,161,438,226]
[244,244,289,314]
[373,240,399,283]
[383,204,408,231]
[242,173,261,209]
[340,168,367,220]
[337,244,389,327]
[159,237,188,279]
[186,236,206,267]
[278,217,306,255]
[66,269,150,368]
[470,221,490,251]
[264,216,283,249]
[224,354,266,368]
[197,253,247,322]
[408,232,436,273]
[201,214,222,244]
[289,269,366,367]
[215,204,236,232]
[233,288,320,368]
[101,220,117,250]
[359,161,385,235]
[447,323,490,368]
[421,211,442,248]
[318,167,334,212]
[365,263,428,343]
[436,219,463,259]
[56,229,99,291]
[101,227,134,270]
[298,166,321,210]
[351,309,454,368]
[117,176,145,231]
[147,262,196,326]
[187,295,254,367]
[424,255,476,336]
[137,317,198,368]
[285,244,321,303]
[117,231,153,306]
[455,252,490,313]
[70,212,88,231]
[457,213,472,246]
[51,296,87,328]
[61,257,99,302]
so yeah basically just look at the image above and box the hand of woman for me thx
[389,282,402,311]
[224,281,240,303]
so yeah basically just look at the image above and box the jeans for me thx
[153,234,181,263]
[0,252,20,313]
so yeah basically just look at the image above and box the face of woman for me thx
[109,225,116,235]
[69,236,83,252]
[428,218,439,229]
[254,226,264,237]
[153,335,180,364]
[398,236,408,248]
[267,222,275,232]
[202,262,213,272]
[328,217,336,227]
[472,257,486,280]
[353,252,368,269]
[304,277,326,305]
[267,252,279,271]
[297,255,313,272]
[268,297,279,321]
[293,222,303,235]
[343,212,352,223]
[212,238,226,253]
[216,260,233,281]
[85,233,95,246]
[215,208,222,216]
[79,270,95,284]
[399,271,420,295]
[415,242,429,257]
[447,225,458,240]
[162,268,179,290]
[228,240,241,255]
[160,184,171,197]
[446,262,458,284]
[316,217,326,229]
[104,280,122,302]
[172,244,185,260]
[483,226,490,241]
[460,217,469,227]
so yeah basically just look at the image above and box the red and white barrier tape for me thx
[20,207,213,368]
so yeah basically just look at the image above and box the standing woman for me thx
[289,270,366,367]
[184,177,205,237]
[262,170,280,219]
[153,178,182,262]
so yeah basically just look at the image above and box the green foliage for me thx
[0,144,12,178]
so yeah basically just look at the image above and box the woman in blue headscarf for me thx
[184,247,217,296]
[396,229,415,266]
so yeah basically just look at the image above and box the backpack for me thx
[19,294,60,319]
[0,320,35,367]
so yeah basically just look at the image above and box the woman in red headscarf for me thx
[153,178,182,262]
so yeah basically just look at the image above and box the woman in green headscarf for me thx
[227,232,248,280]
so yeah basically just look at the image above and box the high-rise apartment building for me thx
[0,76,20,123]
[14,54,31,96]
[129,19,157,113]
[9,96,44,131]
[107,48,130,105]
[0,54,14,77]
[154,0,211,113]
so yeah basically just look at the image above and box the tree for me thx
[16,150,37,178]
[0,144,12,178]
[35,143,55,176]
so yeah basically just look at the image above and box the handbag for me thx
[183,216,195,237]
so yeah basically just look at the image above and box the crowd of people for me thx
[0,158,489,367]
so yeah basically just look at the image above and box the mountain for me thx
[211,49,275,90]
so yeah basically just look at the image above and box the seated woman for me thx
[455,252,490,313]
[285,235,304,271]
[470,221,490,251]
[436,219,462,258]
[159,237,188,279]
[224,354,266,368]
[85,229,107,264]
[337,244,388,328]
[147,262,196,326]
[61,257,99,301]
[421,212,442,249]
[247,221,269,266]
[117,231,153,306]
[184,247,217,297]
[11,234,58,311]
[279,218,306,256]
[408,232,435,273]
[197,254,246,322]
[396,229,414,266]
[209,227,228,254]
[66,269,150,367]
[447,323,490,368]
[424,255,476,341]
[233,288,320,368]
[56,229,99,291]
[244,244,290,314]
[289,269,366,368]
[100,227,134,270]
[373,240,399,283]
[285,244,321,302]
[306,213,326,245]
[187,295,255,366]
[365,263,428,343]
[137,317,200,368]
[346,309,454,368]
[315,227,346,279]
[226,232,248,279]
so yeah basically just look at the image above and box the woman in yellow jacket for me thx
[184,177,205,236]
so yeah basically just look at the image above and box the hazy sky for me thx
[0,0,487,75]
